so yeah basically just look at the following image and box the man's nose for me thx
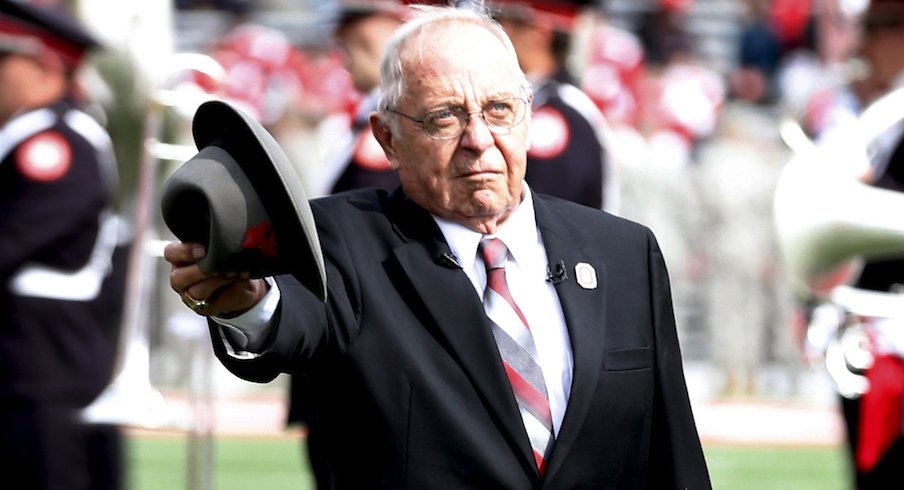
[459,113,495,151]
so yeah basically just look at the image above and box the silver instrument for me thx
[774,78,904,398]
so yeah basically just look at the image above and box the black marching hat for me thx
[0,0,100,67]
[161,100,326,301]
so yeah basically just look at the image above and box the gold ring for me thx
[181,291,208,313]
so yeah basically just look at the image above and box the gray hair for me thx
[376,2,531,130]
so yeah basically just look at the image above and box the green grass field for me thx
[127,435,853,489]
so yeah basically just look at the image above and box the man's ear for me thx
[370,113,399,169]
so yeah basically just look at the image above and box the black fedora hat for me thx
[160,100,326,301]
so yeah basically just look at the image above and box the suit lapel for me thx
[533,197,608,482]
[386,192,540,477]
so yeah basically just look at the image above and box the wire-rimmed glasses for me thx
[388,96,529,140]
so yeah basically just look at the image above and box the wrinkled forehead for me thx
[398,20,522,99]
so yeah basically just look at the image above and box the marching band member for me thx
[0,1,126,488]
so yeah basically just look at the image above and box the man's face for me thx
[372,21,530,231]
[336,14,400,93]
[0,53,42,124]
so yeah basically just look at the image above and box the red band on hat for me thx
[0,15,85,66]
[243,221,279,258]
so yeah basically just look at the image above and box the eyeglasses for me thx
[388,97,529,140]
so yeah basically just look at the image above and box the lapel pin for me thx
[575,262,597,289]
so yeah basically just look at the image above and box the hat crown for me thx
[161,100,326,301]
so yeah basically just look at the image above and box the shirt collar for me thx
[433,182,540,270]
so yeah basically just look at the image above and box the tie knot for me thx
[479,237,508,270]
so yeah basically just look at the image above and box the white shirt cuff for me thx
[211,277,280,358]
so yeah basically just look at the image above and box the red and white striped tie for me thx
[479,237,554,475]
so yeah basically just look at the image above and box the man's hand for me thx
[163,241,268,317]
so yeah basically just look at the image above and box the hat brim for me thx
[169,100,326,301]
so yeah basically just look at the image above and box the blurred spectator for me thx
[0,1,127,488]
[171,4,360,196]
[637,0,694,69]
[813,0,866,67]
[776,0,867,129]
[640,47,725,168]
[492,0,614,211]
[695,103,797,397]
[633,0,726,169]
[579,7,645,132]
[659,0,793,399]
[577,1,723,359]
[315,0,408,196]
[730,0,783,103]
[207,21,307,129]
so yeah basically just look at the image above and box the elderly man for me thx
[165,5,709,488]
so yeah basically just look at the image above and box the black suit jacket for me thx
[213,188,710,489]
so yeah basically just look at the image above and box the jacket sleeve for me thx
[645,229,712,489]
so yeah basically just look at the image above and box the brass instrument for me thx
[775,83,904,398]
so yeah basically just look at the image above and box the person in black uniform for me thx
[836,2,904,487]
[0,2,126,489]
[794,1,904,487]
[319,0,408,195]
[491,0,612,211]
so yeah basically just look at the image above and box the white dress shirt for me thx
[433,185,573,435]
[214,184,574,433]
